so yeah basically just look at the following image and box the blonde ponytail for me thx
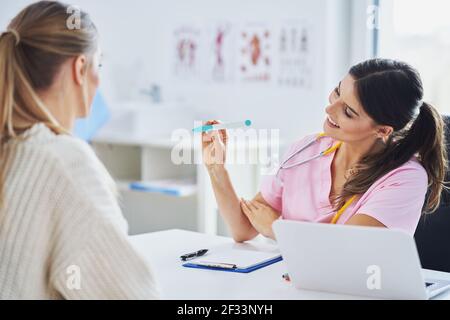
[0,1,98,205]
[0,30,19,141]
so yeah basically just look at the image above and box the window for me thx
[378,0,450,114]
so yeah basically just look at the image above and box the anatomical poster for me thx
[277,20,313,88]
[206,22,235,82]
[238,23,273,83]
[172,25,202,80]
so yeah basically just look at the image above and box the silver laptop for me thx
[273,220,450,300]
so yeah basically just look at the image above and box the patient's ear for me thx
[73,54,88,86]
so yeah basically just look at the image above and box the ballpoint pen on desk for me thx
[192,262,238,269]
[192,120,252,133]
[180,249,209,261]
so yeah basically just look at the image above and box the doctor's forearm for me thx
[207,166,259,242]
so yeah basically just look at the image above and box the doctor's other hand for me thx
[240,198,281,240]
[202,120,228,171]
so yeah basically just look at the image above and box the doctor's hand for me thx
[240,198,281,240]
[202,120,228,171]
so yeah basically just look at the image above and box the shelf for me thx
[117,179,197,198]
[92,133,196,149]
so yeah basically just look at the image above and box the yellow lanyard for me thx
[317,132,342,156]
[318,133,357,224]
[331,195,357,224]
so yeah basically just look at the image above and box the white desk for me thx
[130,229,450,300]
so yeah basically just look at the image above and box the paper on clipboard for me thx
[185,241,281,270]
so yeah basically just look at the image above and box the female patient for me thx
[0,1,158,299]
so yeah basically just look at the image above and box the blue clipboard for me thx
[182,256,283,273]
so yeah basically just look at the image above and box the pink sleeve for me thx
[355,165,428,235]
[260,174,284,212]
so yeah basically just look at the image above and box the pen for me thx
[193,262,237,269]
[180,249,208,261]
[192,120,252,133]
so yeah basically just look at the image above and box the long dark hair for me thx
[334,58,447,214]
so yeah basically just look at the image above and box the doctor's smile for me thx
[326,115,340,129]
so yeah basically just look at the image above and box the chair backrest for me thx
[414,115,450,272]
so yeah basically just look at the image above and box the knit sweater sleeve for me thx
[46,137,159,299]
[51,215,160,300]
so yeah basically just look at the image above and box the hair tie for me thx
[411,101,424,119]
[6,29,20,46]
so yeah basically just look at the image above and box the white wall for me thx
[0,0,354,144]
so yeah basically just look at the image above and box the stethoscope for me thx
[276,132,357,224]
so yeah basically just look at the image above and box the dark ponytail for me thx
[389,102,447,212]
[335,59,448,214]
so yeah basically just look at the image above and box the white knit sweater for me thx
[0,123,159,299]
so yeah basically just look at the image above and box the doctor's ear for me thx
[73,54,88,86]
[375,125,394,140]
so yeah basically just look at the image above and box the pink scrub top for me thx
[260,134,428,235]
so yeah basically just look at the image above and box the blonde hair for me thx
[0,1,98,204]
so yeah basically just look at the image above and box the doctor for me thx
[202,59,447,242]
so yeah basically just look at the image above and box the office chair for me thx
[414,115,450,273]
